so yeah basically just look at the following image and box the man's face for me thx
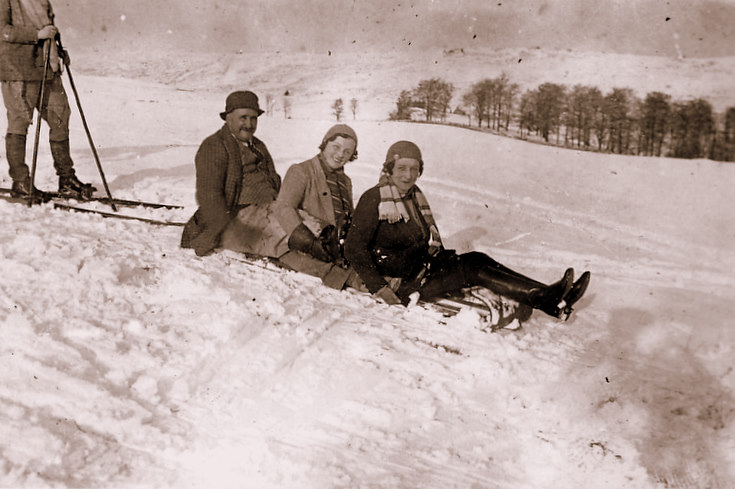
[225,108,259,142]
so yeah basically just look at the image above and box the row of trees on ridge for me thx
[389,74,735,162]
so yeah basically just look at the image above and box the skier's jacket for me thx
[0,0,57,81]
[181,125,280,256]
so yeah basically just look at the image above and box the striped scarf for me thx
[320,157,352,231]
[377,173,442,249]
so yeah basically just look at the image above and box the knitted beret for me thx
[321,124,358,148]
[385,140,422,163]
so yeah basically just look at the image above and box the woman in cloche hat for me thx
[344,140,590,321]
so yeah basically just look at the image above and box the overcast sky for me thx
[56,0,735,57]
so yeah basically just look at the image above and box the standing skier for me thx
[344,140,590,318]
[1,0,95,201]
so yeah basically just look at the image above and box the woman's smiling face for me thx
[391,157,421,194]
[322,136,356,170]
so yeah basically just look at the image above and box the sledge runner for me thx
[1,0,96,202]
[344,140,590,319]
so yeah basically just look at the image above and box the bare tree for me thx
[413,78,454,122]
[461,92,475,126]
[564,85,599,148]
[723,107,735,161]
[670,98,715,158]
[265,94,276,116]
[350,98,358,120]
[464,80,490,128]
[501,80,519,131]
[518,90,536,138]
[639,92,671,156]
[534,82,566,143]
[604,88,636,154]
[332,98,344,121]
[389,90,413,120]
[282,96,292,119]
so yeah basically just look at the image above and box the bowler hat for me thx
[220,91,264,120]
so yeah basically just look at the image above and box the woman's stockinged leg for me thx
[411,250,574,318]
[459,252,573,318]
[416,251,546,301]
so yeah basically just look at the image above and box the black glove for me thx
[318,225,340,262]
[288,223,334,263]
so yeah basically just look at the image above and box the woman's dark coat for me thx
[344,185,431,294]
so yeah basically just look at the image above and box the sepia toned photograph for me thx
[1,0,734,487]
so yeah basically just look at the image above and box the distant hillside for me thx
[54,0,735,58]
[68,47,735,119]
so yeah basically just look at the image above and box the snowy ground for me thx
[1,70,734,489]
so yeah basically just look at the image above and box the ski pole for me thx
[57,38,117,211]
[28,40,51,207]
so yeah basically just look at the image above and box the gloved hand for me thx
[37,25,58,40]
[288,223,333,263]
[318,225,340,262]
[375,286,402,305]
[60,48,71,66]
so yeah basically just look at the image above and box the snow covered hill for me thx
[1,70,734,488]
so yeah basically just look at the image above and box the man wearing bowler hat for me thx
[181,90,281,256]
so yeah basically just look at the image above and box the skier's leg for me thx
[2,81,33,183]
[5,133,29,184]
[41,75,95,195]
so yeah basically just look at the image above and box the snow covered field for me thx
[1,63,734,488]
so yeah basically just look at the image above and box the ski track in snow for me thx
[1,74,734,489]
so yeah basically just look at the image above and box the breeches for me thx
[1,76,71,141]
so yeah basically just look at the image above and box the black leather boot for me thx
[10,178,50,204]
[51,139,97,198]
[5,133,30,182]
[564,271,591,309]
[58,172,96,199]
[476,267,574,318]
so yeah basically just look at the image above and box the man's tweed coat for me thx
[180,124,280,256]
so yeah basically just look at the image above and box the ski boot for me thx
[10,179,51,204]
[58,173,97,200]
[558,271,591,320]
